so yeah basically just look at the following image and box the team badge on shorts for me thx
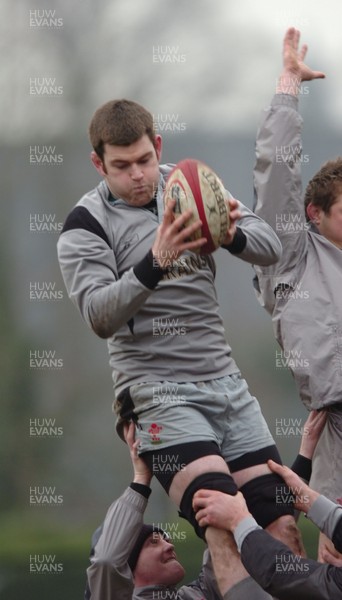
[148,423,163,444]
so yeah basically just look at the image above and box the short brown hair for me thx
[89,99,156,160]
[304,157,342,220]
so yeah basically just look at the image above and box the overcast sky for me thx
[4,0,342,142]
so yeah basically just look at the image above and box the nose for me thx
[130,163,143,180]
[163,538,174,550]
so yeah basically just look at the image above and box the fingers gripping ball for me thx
[163,159,230,254]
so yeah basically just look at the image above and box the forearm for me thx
[307,496,342,550]
[239,528,338,599]
[253,94,307,272]
[58,229,165,338]
[88,253,165,338]
[205,526,249,597]
[93,486,150,565]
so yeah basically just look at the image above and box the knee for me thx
[180,471,238,539]
[266,515,306,556]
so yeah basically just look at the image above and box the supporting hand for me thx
[123,421,152,486]
[299,409,327,460]
[193,489,250,533]
[268,460,319,513]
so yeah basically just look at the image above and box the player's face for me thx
[316,195,342,248]
[91,134,162,206]
[134,533,185,587]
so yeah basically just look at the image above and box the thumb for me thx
[312,70,326,79]
[268,459,284,475]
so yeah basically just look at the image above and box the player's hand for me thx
[277,27,325,95]
[152,198,207,268]
[318,533,342,566]
[299,410,327,460]
[123,421,152,486]
[268,460,319,513]
[193,489,250,532]
[221,197,242,246]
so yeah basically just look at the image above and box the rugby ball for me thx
[163,159,230,254]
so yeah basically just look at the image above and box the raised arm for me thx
[253,28,325,310]
[86,423,152,599]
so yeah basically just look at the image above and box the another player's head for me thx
[305,157,342,248]
[128,525,185,587]
[89,99,162,206]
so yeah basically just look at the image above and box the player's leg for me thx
[309,405,342,562]
[232,462,305,555]
[117,380,268,596]
[221,372,306,556]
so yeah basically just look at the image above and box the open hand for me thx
[277,28,325,95]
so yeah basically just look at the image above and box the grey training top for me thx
[58,165,281,402]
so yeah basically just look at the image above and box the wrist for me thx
[276,70,301,96]
[298,444,315,460]
[130,481,151,499]
[300,489,320,514]
[229,510,251,533]
[222,227,246,255]
[133,475,152,486]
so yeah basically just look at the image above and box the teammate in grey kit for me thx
[58,89,304,593]
[194,460,342,599]
[253,27,342,562]
[86,412,329,599]
[85,422,273,599]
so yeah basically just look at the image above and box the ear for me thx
[306,202,321,224]
[91,151,107,177]
[154,134,162,162]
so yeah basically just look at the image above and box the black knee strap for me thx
[240,473,294,528]
[179,472,238,539]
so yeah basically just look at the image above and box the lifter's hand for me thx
[299,409,327,460]
[152,198,207,268]
[123,421,152,487]
[268,460,319,513]
[277,27,325,95]
[193,489,250,533]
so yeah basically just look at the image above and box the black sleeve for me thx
[291,454,312,482]
[332,518,342,554]
[221,227,247,254]
[241,529,342,599]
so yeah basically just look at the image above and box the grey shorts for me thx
[310,405,342,504]
[127,373,275,463]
